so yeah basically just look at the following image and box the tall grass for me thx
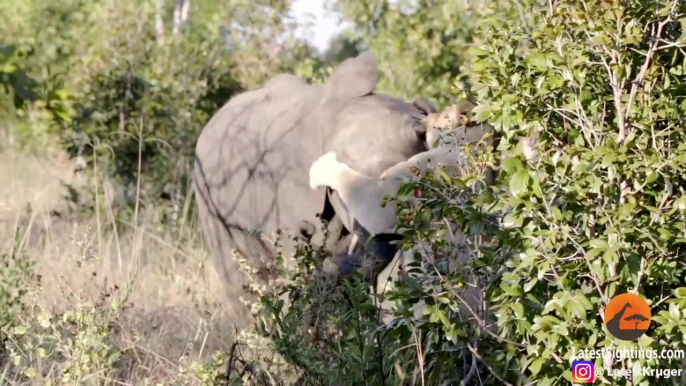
[0,146,242,385]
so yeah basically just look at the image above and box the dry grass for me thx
[0,146,241,384]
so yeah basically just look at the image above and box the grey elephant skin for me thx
[193,51,435,327]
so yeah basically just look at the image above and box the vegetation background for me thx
[1,0,685,385]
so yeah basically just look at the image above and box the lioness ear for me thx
[454,100,475,114]
[412,97,437,115]
[455,101,475,122]
[411,98,438,136]
[324,51,378,102]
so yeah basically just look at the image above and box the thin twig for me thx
[462,346,479,385]
[376,327,387,386]
[225,338,240,384]
[467,343,515,386]
[414,330,426,386]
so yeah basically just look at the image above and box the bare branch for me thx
[624,13,674,130]
[155,0,165,45]
[172,0,191,35]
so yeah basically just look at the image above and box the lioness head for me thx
[423,101,493,148]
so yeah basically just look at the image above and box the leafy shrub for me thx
[44,1,243,223]
[225,238,395,386]
[331,0,477,106]
[2,0,317,226]
[0,44,72,148]
[451,0,686,384]
[260,249,385,384]
[0,233,35,357]
[2,259,135,384]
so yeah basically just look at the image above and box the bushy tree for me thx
[0,43,72,149]
[391,0,686,384]
[1,0,317,229]
[327,0,477,107]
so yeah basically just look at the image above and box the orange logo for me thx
[604,293,651,341]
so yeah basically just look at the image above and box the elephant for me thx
[193,51,440,327]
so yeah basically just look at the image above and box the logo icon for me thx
[572,361,596,383]
[604,293,651,341]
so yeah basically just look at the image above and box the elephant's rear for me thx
[193,80,328,327]
[193,87,273,327]
[193,154,256,328]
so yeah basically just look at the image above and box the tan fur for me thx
[423,101,496,149]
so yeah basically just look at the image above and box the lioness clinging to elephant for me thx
[308,102,497,323]
[308,101,494,238]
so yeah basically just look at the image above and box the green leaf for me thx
[396,183,415,202]
[589,239,608,249]
[502,157,524,174]
[12,325,27,336]
[524,278,538,293]
[438,310,451,328]
[509,170,530,197]
[501,283,523,296]
[618,202,636,219]
[513,303,525,318]
[675,196,686,211]
[530,357,545,375]
[437,166,452,185]
[645,172,659,184]
[24,368,36,378]
[669,303,680,320]
[527,53,548,70]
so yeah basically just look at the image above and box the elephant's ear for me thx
[323,51,379,102]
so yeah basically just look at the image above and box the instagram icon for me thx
[572,361,595,383]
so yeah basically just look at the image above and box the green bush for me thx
[331,0,477,106]
[1,257,135,384]
[445,0,685,384]
[45,0,243,222]
[0,43,72,148]
[1,0,317,225]
[0,232,35,355]
[224,238,400,386]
